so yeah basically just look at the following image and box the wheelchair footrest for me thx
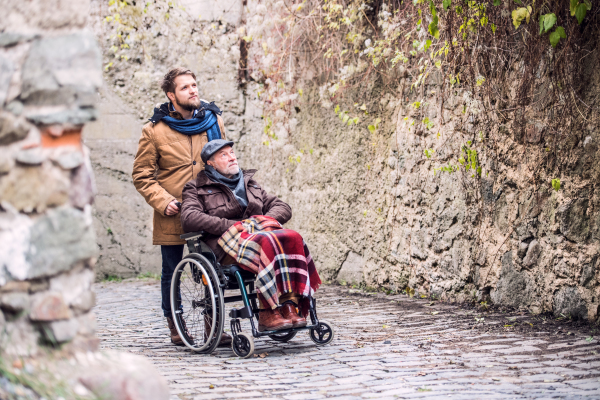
[229,306,253,319]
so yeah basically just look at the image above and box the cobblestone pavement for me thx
[95,279,600,399]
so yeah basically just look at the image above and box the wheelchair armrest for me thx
[180,231,205,240]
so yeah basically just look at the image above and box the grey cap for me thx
[201,139,235,163]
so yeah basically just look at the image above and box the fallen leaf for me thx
[431,311,439,315]
[259,353,268,358]
[544,379,556,383]
[491,378,500,381]
[209,385,215,389]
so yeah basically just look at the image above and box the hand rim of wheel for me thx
[170,257,216,352]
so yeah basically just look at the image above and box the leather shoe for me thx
[167,317,187,345]
[280,302,307,328]
[258,308,293,332]
[204,315,232,346]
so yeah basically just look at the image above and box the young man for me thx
[132,67,231,346]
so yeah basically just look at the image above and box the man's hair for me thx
[160,67,196,95]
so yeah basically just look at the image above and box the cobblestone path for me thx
[95,279,600,399]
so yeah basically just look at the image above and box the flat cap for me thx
[201,139,235,163]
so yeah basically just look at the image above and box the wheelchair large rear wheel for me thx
[170,254,224,353]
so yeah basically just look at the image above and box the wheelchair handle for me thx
[175,201,182,209]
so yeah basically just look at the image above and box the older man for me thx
[132,67,231,346]
[181,140,317,331]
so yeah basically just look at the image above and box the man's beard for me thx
[174,94,200,112]
[216,164,240,177]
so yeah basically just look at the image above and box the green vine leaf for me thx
[512,7,531,29]
[549,31,561,47]
[542,13,557,34]
[575,3,587,24]
[493,0,501,5]
[556,26,567,39]
[570,0,579,16]
[552,178,561,191]
[513,0,523,4]
[443,0,451,11]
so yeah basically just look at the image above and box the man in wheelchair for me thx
[181,139,321,332]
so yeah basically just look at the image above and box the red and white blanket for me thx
[218,215,321,313]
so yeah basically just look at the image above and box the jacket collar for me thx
[196,169,257,187]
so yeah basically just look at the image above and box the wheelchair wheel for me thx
[309,320,334,346]
[232,332,254,358]
[269,331,297,342]
[170,254,224,353]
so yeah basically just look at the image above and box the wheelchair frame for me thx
[170,231,334,358]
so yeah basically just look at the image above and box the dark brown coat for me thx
[180,169,292,261]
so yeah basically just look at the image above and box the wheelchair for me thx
[169,231,334,358]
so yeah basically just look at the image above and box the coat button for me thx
[193,161,197,165]
[207,190,212,193]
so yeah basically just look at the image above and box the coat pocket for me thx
[157,212,184,235]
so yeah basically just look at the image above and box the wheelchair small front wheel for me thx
[269,331,297,342]
[309,320,334,346]
[232,332,254,358]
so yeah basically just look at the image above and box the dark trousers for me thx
[161,244,184,318]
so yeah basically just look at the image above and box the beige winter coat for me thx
[132,110,226,245]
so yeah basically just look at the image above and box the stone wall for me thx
[0,1,168,398]
[88,0,600,321]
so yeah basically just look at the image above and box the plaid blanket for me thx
[218,215,321,313]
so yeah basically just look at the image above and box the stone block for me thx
[0,53,14,106]
[580,261,595,286]
[71,290,96,313]
[46,318,79,343]
[0,111,29,145]
[491,251,533,308]
[523,240,542,268]
[0,317,39,357]
[0,150,14,174]
[0,292,30,313]
[0,163,70,213]
[553,286,587,320]
[20,32,101,124]
[558,199,590,243]
[30,292,71,321]
[2,0,90,32]
[15,147,45,165]
[77,311,97,336]
[49,268,94,305]
[517,241,529,259]
[336,252,364,285]
[27,207,97,279]
[79,351,170,400]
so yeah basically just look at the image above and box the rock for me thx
[553,286,587,320]
[76,311,97,336]
[29,292,71,321]
[0,317,39,357]
[49,268,94,305]
[580,261,595,286]
[0,212,32,286]
[0,163,70,212]
[44,318,79,343]
[0,150,14,174]
[0,310,5,327]
[558,199,590,243]
[20,33,101,124]
[0,292,30,313]
[51,149,83,170]
[79,351,170,400]
[491,251,533,308]
[522,240,542,268]
[26,207,97,279]
[336,252,364,285]
[71,290,96,313]
[0,112,29,145]
[0,54,15,107]
[554,259,570,278]
[69,147,96,209]
[0,32,36,47]
[15,147,45,165]
[517,241,529,259]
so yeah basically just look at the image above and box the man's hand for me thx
[165,200,180,216]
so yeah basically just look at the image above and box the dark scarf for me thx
[149,101,223,141]
[204,165,248,209]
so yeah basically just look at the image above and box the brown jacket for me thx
[181,169,292,262]
[132,110,226,245]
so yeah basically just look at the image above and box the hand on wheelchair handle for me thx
[165,200,181,216]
